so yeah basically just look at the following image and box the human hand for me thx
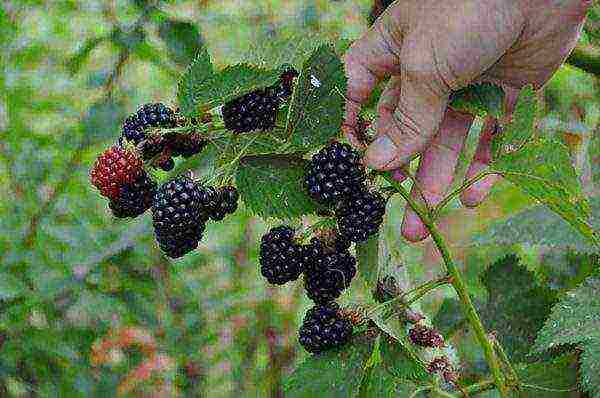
[343,0,592,241]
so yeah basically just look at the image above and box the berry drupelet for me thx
[335,189,386,243]
[303,237,357,304]
[121,103,177,145]
[259,226,305,285]
[298,302,353,354]
[109,173,157,219]
[90,145,144,201]
[305,141,366,205]
[151,174,209,259]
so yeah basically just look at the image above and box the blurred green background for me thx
[0,1,598,396]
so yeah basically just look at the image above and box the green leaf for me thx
[433,297,467,336]
[0,271,27,300]
[492,137,598,248]
[158,19,205,66]
[286,44,347,151]
[179,61,286,116]
[177,47,214,117]
[356,235,379,288]
[516,355,579,397]
[480,255,557,362]
[236,155,320,219]
[284,335,375,398]
[474,197,600,253]
[534,276,600,397]
[496,84,537,152]
[379,336,430,382]
[449,82,505,119]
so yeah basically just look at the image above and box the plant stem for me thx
[460,378,496,396]
[432,171,492,218]
[491,336,519,387]
[382,172,510,397]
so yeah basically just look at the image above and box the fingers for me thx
[365,70,450,170]
[402,108,473,242]
[460,86,519,207]
[343,20,403,140]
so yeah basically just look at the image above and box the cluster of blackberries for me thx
[119,102,208,172]
[90,102,239,259]
[305,141,386,243]
[222,68,298,133]
[151,174,239,258]
[258,226,356,353]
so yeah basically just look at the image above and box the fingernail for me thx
[365,135,397,169]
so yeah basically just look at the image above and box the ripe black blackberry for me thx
[121,103,177,145]
[408,324,445,348]
[335,189,386,243]
[209,186,239,221]
[109,173,157,219]
[305,141,366,205]
[298,302,353,354]
[259,226,305,285]
[151,174,209,259]
[222,87,280,133]
[303,237,357,303]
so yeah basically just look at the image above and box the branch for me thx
[382,171,511,398]
[567,43,600,77]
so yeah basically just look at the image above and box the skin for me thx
[343,0,592,242]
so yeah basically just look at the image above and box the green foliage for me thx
[0,271,28,301]
[158,19,205,66]
[449,82,505,119]
[236,154,320,219]
[285,334,429,398]
[177,48,215,117]
[497,84,537,151]
[286,44,347,151]
[284,335,375,398]
[534,276,600,397]
[474,197,600,253]
[492,137,597,248]
[516,354,579,397]
[480,255,557,363]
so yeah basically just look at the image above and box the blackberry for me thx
[109,173,157,218]
[303,237,357,303]
[156,157,175,171]
[121,103,177,145]
[427,356,457,383]
[168,133,207,158]
[298,302,353,354]
[336,189,386,243]
[151,175,209,259]
[305,142,366,205]
[90,145,144,200]
[259,226,305,285]
[408,324,445,348]
[208,186,239,221]
[222,87,280,133]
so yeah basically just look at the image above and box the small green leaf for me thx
[492,137,598,248]
[286,44,347,151]
[474,198,600,253]
[284,335,374,398]
[480,255,557,362]
[177,46,214,117]
[449,82,505,119]
[158,19,205,66]
[379,336,430,382]
[236,155,320,219]
[496,84,537,152]
[534,276,600,398]
[0,271,27,300]
[432,297,467,336]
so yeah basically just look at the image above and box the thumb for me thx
[365,64,450,170]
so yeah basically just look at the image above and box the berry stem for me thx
[460,378,496,396]
[382,171,510,398]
